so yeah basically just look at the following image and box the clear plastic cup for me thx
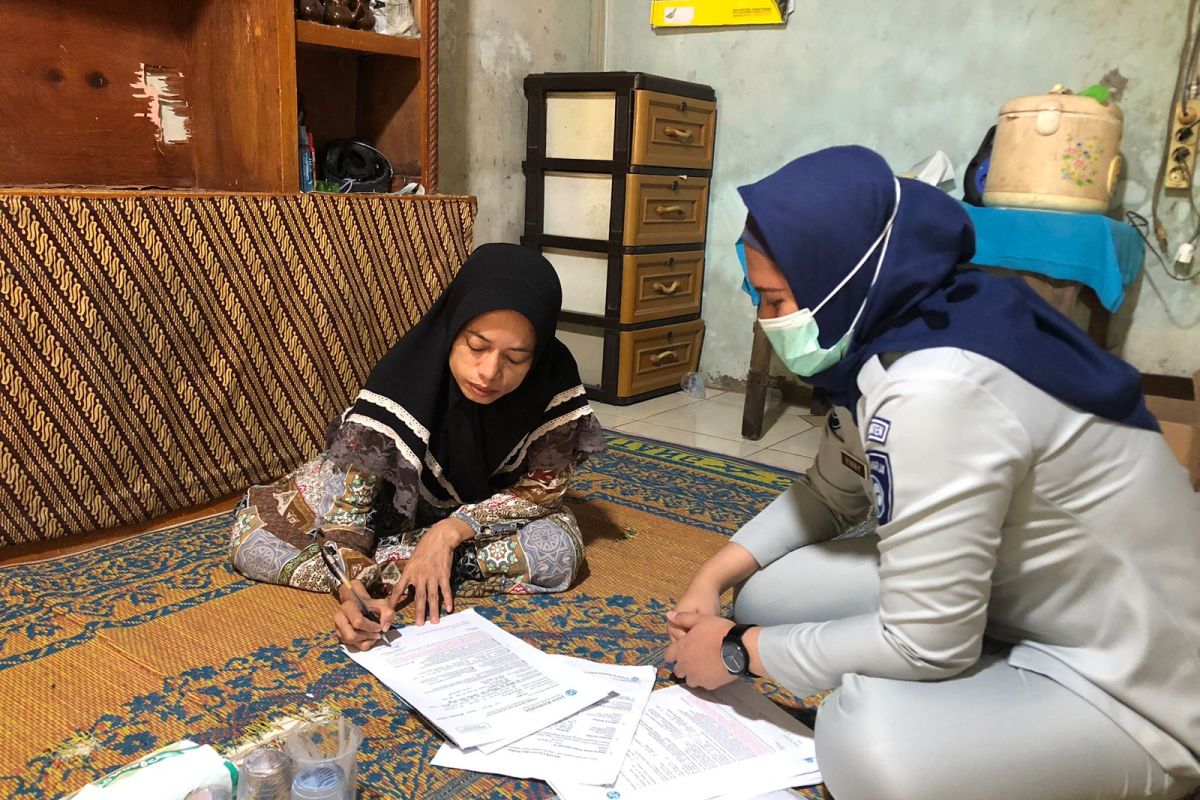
[680,371,706,399]
[290,763,346,800]
[284,718,362,800]
[237,747,292,800]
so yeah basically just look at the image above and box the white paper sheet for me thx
[735,770,824,798]
[346,608,608,750]
[550,680,818,800]
[550,778,820,800]
[432,657,655,786]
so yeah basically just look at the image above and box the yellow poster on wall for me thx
[650,0,790,27]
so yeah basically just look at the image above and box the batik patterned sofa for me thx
[0,191,476,545]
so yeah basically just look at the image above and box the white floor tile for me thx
[592,408,636,430]
[802,414,829,428]
[614,420,764,458]
[588,400,629,417]
[746,449,814,473]
[588,391,706,422]
[709,388,769,406]
[642,399,815,449]
[772,425,825,458]
[710,389,810,417]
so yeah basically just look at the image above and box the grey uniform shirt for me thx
[732,347,1200,778]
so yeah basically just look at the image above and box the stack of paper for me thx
[347,609,820,799]
[346,609,610,751]
[433,656,654,786]
[549,681,821,800]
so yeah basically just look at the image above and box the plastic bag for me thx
[372,0,419,37]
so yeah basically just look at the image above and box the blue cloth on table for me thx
[961,203,1144,312]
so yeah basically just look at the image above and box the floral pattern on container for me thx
[1061,137,1102,186]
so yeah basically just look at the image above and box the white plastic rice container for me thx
[983,90,1124,213]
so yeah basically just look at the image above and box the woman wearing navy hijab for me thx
[665,146,1200,800]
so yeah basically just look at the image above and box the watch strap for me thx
[722,623,755,676]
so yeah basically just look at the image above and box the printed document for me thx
[346,608,608,750]
[432,657,655,785]
[549,680,819,800]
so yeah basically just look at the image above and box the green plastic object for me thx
[1079,84,1112,104]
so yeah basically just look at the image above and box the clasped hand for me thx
[665,578,736,689]
[665,575,740,692]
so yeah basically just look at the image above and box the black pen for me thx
[319,541,394,646]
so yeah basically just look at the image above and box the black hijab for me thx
[340,244,594,507]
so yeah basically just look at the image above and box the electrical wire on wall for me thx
[1145,0,1200,281]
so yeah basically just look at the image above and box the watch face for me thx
[721,640,747,674]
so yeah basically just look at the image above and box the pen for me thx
[318,541,394,647]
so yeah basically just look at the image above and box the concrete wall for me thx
[437,0,1197,380]
[601,0,1199,380]
[438,0,601,245]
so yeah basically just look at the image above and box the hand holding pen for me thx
[320,541,399,651]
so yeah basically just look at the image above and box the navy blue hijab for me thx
[737,145,1156,431]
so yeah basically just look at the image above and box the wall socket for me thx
[1165,101,1200,190]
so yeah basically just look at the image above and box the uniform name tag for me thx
[840,450,867,478]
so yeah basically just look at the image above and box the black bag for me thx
[322,139,393,193]
[963,125,996,206]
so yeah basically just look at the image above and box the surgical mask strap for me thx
[811,177,902,319]
[845,180,901,333]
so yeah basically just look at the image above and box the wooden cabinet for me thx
[523,72,715,404]
[0,0,438,193]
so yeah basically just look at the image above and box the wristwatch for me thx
[721,623,755,676]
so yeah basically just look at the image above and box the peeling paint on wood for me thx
[131,64,190,144]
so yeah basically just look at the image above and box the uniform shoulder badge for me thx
[828,411,841,431]
[867,449,893,524]
[866,415,891,445]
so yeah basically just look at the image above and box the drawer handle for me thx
[649,349,680,365]
[663,125,694,141]
[652,280,681,295]
[655,204,686,217]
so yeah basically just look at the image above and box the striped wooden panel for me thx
[0,192,476,545]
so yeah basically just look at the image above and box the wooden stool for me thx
[1007,271,1110,347]
[741,322,774,441]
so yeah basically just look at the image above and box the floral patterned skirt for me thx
[228,458,585,599]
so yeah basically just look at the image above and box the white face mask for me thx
[757,178,901,377]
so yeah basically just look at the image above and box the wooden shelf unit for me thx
[0,0,438,193]
[295,20,421,57]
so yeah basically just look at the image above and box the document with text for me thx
[346,608,608,750]
[549,680,820,800]
[432,657,655,786]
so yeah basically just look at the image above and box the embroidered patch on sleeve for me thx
[828,411,841,431]
[840,450,867,478]
[868,450,893,524]
[866,416,891,444]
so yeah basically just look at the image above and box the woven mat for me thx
[0,433,827,799]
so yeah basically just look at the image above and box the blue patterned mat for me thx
[1,433,825,799]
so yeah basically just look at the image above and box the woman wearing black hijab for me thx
[230,244,604,645]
